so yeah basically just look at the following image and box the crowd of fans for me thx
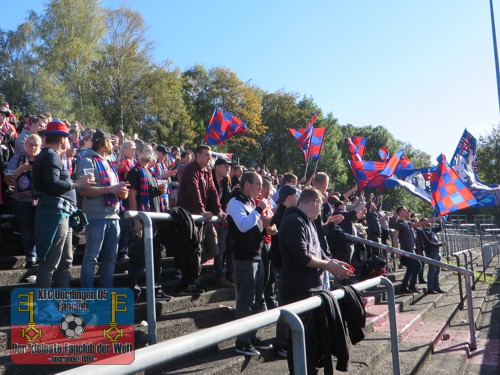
[0,102,446,361]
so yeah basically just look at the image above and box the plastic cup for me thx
[83,168,94,176]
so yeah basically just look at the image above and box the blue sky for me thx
[5,1,500,162]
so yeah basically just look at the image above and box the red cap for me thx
[42,120,71,137]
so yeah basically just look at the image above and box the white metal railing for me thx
[343,233,477,351]
[57,276,400,375]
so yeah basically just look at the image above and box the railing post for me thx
[464,275,477,351]
[280,309,307,375]
[467,249,476,290]
[379,277,401,375]
[454,255,464,309]
[140,213,157,344]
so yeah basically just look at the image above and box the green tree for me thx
[259,90,308,173]
[140,65,196,147]
[93,6,153,133]
[181,64,212,139]
[477,124,500,185]
[35,0,105,123]
[0,21,37,113]
[181,66,264,157]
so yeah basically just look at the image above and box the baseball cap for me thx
[156,145,168,154]
[92,129,112,144]
[277,185,299,204]
[214,158,233,166]
[41,120,71,137]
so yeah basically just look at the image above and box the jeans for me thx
[426,250,441,291]
[80,219,120,288]
[36,217,73,288]
[117,216,132,258]
[13,200,37,261]
[214,225,233,278]
[401,253,422,289]
[234,259,266,345]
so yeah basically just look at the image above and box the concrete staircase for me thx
[0,223,498,375]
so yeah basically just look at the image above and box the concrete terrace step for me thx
[418,262,499,375]
[141,266,462,375]
[0,255,485,375]
[370,259,497,375]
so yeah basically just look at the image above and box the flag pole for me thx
[490,0,500,116]
[312,127,328,175]
[304,151,310,180]
[303,121,315,180]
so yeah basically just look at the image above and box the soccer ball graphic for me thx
[60,314,85,339]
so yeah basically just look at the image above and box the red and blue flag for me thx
[204,109,247,145]
[346,136,367,161]
[395,155,414,175]
[348,150,405,189]
[289,127,326,160]
[378,147,389,162]
[431,154,478,216]
[294,114,317,151]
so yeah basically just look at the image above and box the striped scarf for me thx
[150,162,168,212]
[150,161,167,179]
[1,123,10,134]
[93,156,119,207]
[135,163,151,212]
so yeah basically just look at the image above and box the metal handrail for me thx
[343,233,477,351]
[452,248,477,293]
[57,276,400,375]
[123,210,222,344]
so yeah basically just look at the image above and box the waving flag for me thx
[348,150,405,189]
[378,147,389,162]
[289,127,326,160]
[431,154,477,216]
[294,114,317,151]
[385,167,434,204]
[204,109,247,145]
[346,136,367,161]
[451,129,500,207]
[395,155,413,174]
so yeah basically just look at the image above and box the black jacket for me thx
[166,207,203,285]
[279,207,327,293]
[334,285,366,345]
[269,203,287,267]
[314,290,350,374]
[212,169,231,212]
